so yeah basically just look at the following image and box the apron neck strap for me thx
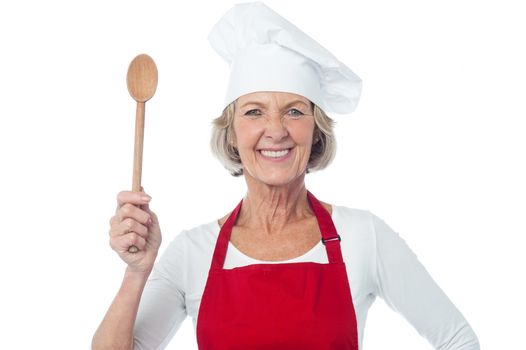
[211,190,344,269]
[211,198,243,270]
[306,190,344,264]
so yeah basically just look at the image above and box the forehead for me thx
[236,91,311,107]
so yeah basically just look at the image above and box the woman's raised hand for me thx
[109,189,162,274]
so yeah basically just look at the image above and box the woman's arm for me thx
[370,212,480,349]
[92,269,150,350]
[92,190,162,350]
[92,234,188,350]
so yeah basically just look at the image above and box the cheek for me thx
[292,122,315,146]
[234,121,262,148]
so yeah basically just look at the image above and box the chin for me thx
[254,171,303,187]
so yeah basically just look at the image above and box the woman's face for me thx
[233,91,315,187]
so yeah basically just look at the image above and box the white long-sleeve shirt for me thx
[134,205,480,349]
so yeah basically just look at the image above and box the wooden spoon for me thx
[126,54,158,253]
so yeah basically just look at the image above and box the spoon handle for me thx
[129,101,145,254]
[133,101,145,192]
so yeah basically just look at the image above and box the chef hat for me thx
[208,1,362,114]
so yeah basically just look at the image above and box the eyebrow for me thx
[237,101,267,109]
[237,99,311,110]
[283,100,311,110]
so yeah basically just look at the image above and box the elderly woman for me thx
[92,2,479,350]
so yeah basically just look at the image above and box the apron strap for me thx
[307,191,344,264]
[211,198,243,270]
[210,191,344,269]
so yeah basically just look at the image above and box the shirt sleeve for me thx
[370,211,480,350]
[134,231,189,350]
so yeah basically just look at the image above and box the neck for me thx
[239,172,313,236]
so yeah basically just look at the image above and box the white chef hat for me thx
[208,1,362,114]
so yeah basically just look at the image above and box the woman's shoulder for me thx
[158,220,219,269]
[332,203,375,229]
[333,204,401,242]
[334,204,409,253]
[331,203,403,256]
[174,219,220,247]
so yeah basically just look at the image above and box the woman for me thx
[92,2,480,349]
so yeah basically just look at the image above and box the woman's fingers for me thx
[107,189,161,272]
[109,218,149,238]
[117,203,151,225]
[109,191,153,242]
[109,232,147,253]
[116,190,151,208]
[140,201,160,228]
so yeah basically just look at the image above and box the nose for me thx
[264,113,288,142]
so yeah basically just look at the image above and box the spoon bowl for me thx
[127,54,158,102]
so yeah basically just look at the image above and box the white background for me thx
[1,0,524,348]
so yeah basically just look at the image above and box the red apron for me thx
[196,191,359,350]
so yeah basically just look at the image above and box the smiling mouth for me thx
[259,148,291,158]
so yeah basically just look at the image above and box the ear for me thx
[227,132,237,148]
[313,131,320,144]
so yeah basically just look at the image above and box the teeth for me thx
[260,149,290,158]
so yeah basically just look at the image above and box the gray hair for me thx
[210,101,337,177]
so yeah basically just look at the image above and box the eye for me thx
[287,108,304,118]
[244,109,262,117]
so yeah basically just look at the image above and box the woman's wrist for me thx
[124,265,153,283]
